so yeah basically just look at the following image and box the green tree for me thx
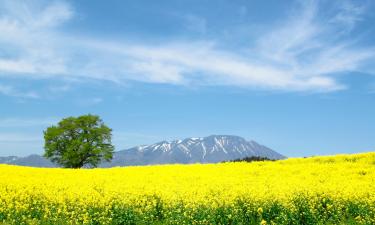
[43,114,114,168]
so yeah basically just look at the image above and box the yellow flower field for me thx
[0,152,374,225]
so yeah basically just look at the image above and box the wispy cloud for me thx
[0,117,59,127]
[330,0,365,32]
[0,0,71,77]
[0,84,39,98]
[256,0,373,84]
[0,0,373,94]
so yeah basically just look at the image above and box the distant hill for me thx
[0,135,285,167]
[0,154,56,167]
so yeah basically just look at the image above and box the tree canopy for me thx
[43,114,114,168]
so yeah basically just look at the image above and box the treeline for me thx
[223,156,274,163]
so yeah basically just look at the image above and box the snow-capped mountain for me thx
[0,135,285,167]
[101,135,285,167]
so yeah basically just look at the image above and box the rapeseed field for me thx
[0,152,374,225]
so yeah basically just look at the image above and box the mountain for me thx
[101,135,285,167]
[0,135,285,167]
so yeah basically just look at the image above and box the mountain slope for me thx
[101,135,285,167]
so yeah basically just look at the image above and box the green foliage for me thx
[224,156,274,163]
[1,195,373,224]
[43,114,114,168]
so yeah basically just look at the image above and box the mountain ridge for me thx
[0,135,285,167]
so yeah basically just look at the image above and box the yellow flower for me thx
[0,152,374,224]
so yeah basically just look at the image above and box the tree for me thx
[43,114,114,168]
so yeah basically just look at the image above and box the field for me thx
[0,153,374,225]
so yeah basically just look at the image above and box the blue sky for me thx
[0,0,374,157]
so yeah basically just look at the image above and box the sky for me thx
[0,0,374,157]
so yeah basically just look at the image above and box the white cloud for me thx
[330,0,365,32]
[0,59,37,74]
[0,0,73,29]
[0,117,59,127]
[0,0,70,77]
[255,0,374,86]
[0,0,373,93]
[0,84,39,98]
